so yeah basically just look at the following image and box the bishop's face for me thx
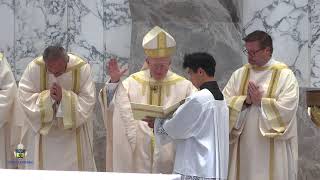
[147,57,171,81]
[45,57,68,77]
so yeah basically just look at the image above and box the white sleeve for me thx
[163,97,203,139]
[154,118,173,146]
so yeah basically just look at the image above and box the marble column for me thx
[298,1,320,180]
[310,0,320,87]
[242,0,309,86]
[14,0,69,79]
[0,0,15,72]
[66,0,132,83]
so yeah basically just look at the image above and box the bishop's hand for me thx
[142,116,155,129]
[50,83,62,103]
[107,59,127,83]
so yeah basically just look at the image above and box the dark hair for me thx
[43,45,68,62]
[243,30,273,54]
[183,52,216,76]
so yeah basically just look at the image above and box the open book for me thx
[130,99,185,120]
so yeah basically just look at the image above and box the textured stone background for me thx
[1,1,320,178]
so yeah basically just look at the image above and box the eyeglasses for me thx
[243,48,265,57]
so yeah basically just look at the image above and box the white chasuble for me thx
[223,59,299,180]
[99,70,196,173]
[18,54,96,171]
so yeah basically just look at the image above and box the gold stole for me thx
[0,53,3,61]
[131,71,185,167]
[34,54,86,170]
[231,63,288,180]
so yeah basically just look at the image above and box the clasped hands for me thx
[50,83,62,103]
[246,81,263,106]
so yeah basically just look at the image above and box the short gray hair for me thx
[43,45,68,62]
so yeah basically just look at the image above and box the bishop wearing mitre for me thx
[99,26,197,173]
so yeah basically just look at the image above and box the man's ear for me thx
[265,47,271,53]
[264,47,272,58]
[198,68,204,75]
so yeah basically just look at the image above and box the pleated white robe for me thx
[18,54,96,171]
[155,88,229,179]
[0,53,23,169]
[99,69,197,173]
[223,59,299,180]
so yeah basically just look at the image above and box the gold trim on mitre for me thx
[143,26,176,58]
